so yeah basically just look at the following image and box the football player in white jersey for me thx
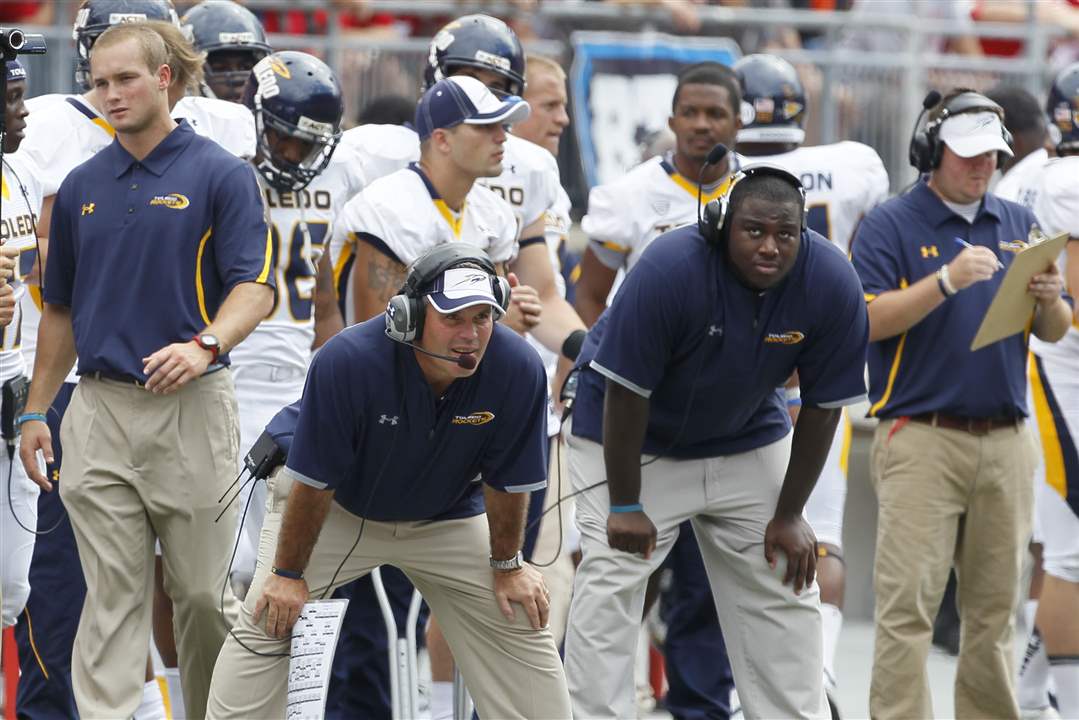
[10,5,256,718]
[1013,63,1079,720]
[734,53,889,716]
[1,59,43,636]
[228,51,362,595]
[574,62,745,326]
[990,86,1052,208]
[986,84,1058,718]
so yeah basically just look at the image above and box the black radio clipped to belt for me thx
[1,375,31,443]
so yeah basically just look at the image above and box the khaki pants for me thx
[531,433,577,647]
[870,418,1037,719]
[59,372,241,720]
[206,470,571,719]
[562,420,828,720]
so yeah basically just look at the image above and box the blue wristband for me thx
[16,413,47,426]
[271,566,304,580]
[610,503,644,513]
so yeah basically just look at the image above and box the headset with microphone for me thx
[384,243,512,370]
[908,89,1013,172]
[698,153,808,247]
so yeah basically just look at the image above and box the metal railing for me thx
[7,0,1065,192]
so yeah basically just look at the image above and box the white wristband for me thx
[938,265,958,296]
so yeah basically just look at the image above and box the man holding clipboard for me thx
[850,88,1072,719]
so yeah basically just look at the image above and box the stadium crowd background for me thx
[1,1,1078,718]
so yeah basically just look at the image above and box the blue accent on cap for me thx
[415,78,479,140]
[6,59,27,83]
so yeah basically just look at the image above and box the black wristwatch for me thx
[193,333,221,363]
[490,551,524,572]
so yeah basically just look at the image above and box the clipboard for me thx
[970,231,1069,351]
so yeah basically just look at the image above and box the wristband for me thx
[610,503,644,513]
[937,265,957,297]
[271,566,304,580]
[561,329,587,361]
[16,413,47,426]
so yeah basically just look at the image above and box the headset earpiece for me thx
[491,275,512,315]
[700,165,807,247]
[908,90,1013,172]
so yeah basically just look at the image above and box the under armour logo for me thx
[81,203,95,216]
[708,325,723,337]
[379,415,399,425]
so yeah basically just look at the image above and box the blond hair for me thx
[145,20,205,94]
[91,23,170,78]
[525,54,565,88]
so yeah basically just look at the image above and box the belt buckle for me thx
[968,418,990,436]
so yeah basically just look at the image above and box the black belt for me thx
[85,364,225,388]
[909,412,1019,436]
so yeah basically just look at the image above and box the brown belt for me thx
[909,412,1019,436]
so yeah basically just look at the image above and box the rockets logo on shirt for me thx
[764,331,806,345]
[149,193,190,210]
[452,411,496,426]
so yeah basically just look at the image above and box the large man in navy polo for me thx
[17,24,274,720]
[563,166,868,719]
[849,89,1071,719]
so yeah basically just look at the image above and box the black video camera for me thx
[0,27,47,61]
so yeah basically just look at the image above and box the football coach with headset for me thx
[851,89,1071,719]
[16,23,274,720]
[562,157,869,719]
[206,244,571,719]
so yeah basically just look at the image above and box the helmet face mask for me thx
[182,1,271,102]
[73,0,180,91]
[244,52,344,193]
[424,15,526,98]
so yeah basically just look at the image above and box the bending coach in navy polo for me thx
[207,244,571,719]
[562,164,869,719]
[17,23,274,720]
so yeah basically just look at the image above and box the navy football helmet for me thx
[182,0,271,103]
[424,14,525,98]
[242,51,343,192]
[733,54,807,146]
[72,0,180,90]
[1047,62,1079,154]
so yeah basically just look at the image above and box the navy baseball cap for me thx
[6,59,26,83]
[426,266,505,318]
[414,75,529,140]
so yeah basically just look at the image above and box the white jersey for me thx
[994,147,1049,210]
[331,164,518,325]
[1,155,44,383]
[477,134,560,239]
[582,153,744,272]
[172,95,257,159]
[1029,156,1079,366]
[229,148,366,372]
[15,93,256,380]
[748,141,889,253]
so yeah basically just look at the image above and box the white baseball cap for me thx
[938,111,1013,159]
[426,266,504,317]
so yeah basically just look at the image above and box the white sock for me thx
[134,679,167,720]
[1018,628,1052,710]
[165,668,185,720]
[430,680,454,720]
[1048,656,1079,716]
[821,602,842,689]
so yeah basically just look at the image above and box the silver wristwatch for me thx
[490,550,524,572]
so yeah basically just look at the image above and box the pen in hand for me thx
[954,237,1004,270]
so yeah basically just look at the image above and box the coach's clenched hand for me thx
[254,574,309,639]
[143,340,213,394]
[607,510,657,559]
[0,282,15,328]
[764,512,817,595]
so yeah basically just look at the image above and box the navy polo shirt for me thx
[266,400,301,456]
[44,120,273,380]
[284,317,549,521]
[571,225,869,459]
[852,180,1043,419]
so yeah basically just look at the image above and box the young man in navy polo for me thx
[563,165,869,720]
[851,89,1071,719]
[206,245,572,719]
[17,23,274,720]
